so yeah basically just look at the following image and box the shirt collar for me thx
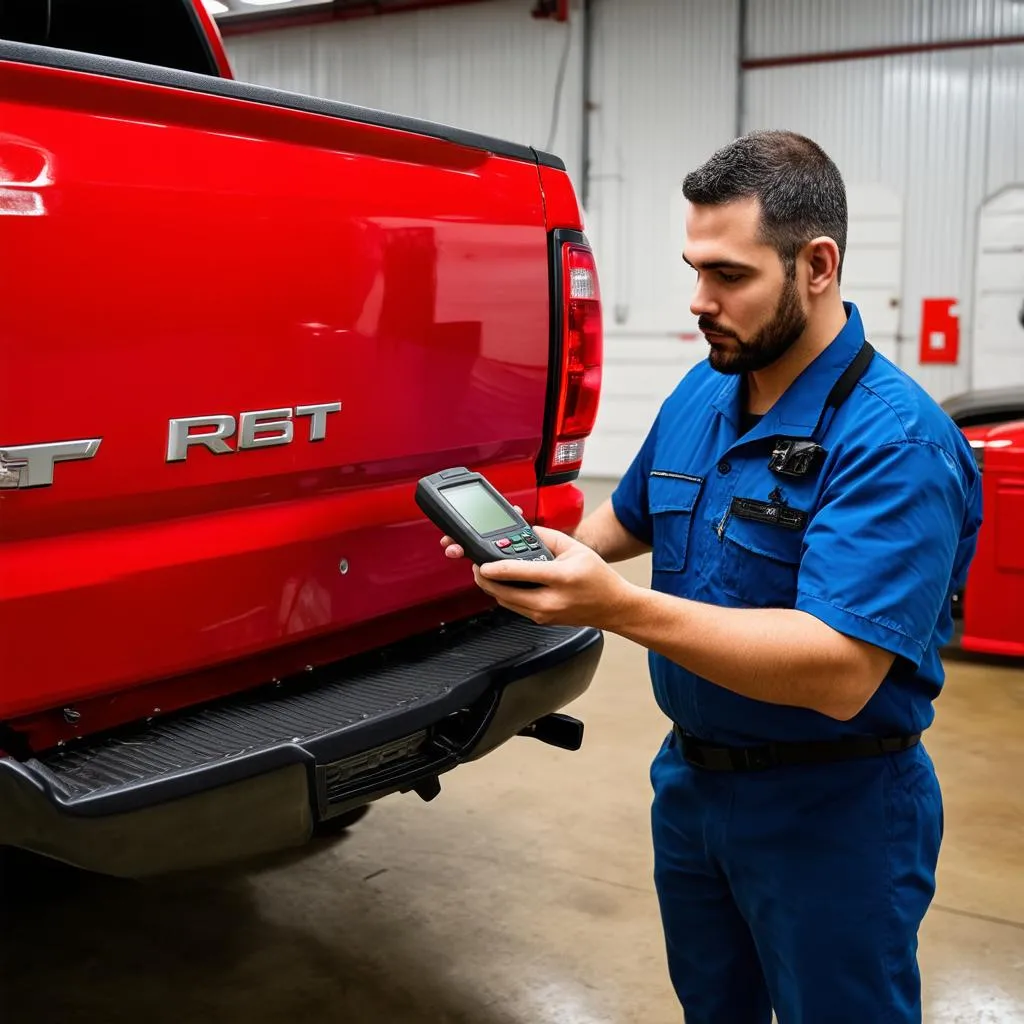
[711,301,867,444]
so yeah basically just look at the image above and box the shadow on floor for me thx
[0,840,519,1024]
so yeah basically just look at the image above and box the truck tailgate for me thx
[0,53,553,719]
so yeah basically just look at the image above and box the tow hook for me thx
[518,713,584,751]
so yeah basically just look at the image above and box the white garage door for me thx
[972,187,1024,391]
[583,336,697,479]
[842,184,903,365]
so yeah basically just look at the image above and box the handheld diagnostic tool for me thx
[416,468,554,588]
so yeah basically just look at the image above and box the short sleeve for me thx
[610,411,662,546]
[796,440,978,667]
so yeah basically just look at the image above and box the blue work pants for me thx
[650,731,943,1023]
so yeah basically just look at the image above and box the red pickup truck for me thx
[0,0,604,876]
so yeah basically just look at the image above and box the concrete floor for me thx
[3,481,1023,1023]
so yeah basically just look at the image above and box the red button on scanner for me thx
[496,538,512,549]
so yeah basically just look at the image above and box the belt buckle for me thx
[700,748,733,771]
[737,744,776,771]
[678,736,727,771]
[683,742,706,768]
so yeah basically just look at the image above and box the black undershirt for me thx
[739,377,763,435]
[740,410,762,435]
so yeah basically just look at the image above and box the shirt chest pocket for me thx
[720,508,806,608]
[648,471,704,573]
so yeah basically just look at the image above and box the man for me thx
[441,130,982,1022]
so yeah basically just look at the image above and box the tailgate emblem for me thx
[0,439,102,488]
[167,403,341,462]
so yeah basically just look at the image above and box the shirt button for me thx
[717,460,732,475]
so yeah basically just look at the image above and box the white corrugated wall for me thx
[743,0,1024,401]
[581,0,739,475]
[226,0,584,184]
[746,0,1024,57]
[224,0,1024,477]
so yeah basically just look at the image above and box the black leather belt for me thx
[673,724,920,772]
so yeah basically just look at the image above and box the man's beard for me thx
[700,276,807,375]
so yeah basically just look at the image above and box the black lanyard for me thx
[768,340,875,478]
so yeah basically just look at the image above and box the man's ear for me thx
[803,236,841,295]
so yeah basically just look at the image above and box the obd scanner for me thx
[416,467,554,589]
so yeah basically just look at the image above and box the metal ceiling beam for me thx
[218,0,499,36]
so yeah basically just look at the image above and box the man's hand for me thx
[440,523,635,629]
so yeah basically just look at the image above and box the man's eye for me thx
[719,272,743,283]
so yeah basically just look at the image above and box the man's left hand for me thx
[472,526,635,629]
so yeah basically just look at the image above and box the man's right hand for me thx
[441,498,649,566]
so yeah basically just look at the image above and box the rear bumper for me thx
[0,613,602,877]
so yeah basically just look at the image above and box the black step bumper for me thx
[0,613,602,876]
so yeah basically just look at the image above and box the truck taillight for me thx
[544,241,603,480]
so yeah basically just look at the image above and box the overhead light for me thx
[203,0,229,12]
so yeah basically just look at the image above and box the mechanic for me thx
[441,130,983,1022]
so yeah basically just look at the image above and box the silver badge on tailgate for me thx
[0,439,102,488]
[166,402,341,462]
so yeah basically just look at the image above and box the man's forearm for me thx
[611,585,891,721]
[573,499,651,563]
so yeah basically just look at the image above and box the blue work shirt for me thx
[611,303,983,745]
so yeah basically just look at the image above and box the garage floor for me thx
[2,481,1023,1023]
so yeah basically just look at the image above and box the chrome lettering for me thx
[166,415,236,462]
[238,408,293,450]
[167,402,341,462]
[295,402,342,442]
[0,439,101,488]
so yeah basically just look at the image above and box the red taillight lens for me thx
[548,243,602,475]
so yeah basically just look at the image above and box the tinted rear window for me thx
[0,0,220,75]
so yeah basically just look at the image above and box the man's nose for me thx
[690,277,719,319]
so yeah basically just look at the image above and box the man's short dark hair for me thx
[682,130,848,281]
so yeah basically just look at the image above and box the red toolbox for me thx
[961,421,1024,657]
